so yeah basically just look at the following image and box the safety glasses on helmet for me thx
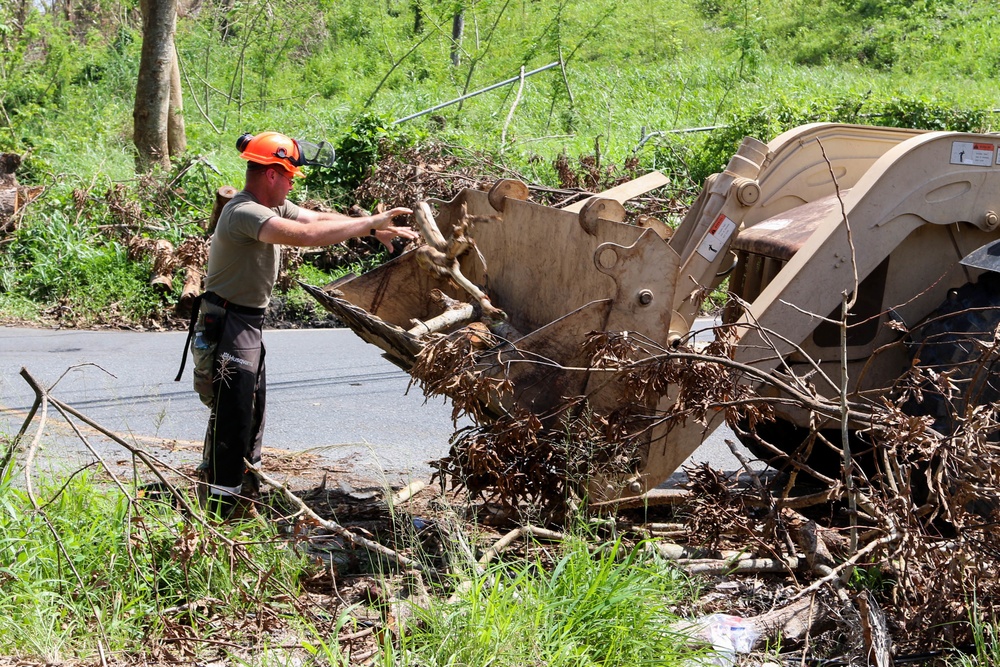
[289,140,336,168]
[236,132,336,170]
[272,140,335,169]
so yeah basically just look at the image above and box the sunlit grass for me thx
[389,536,706,667]
[5,0,1000,322]
[0,465,310,662]
[0,459,715,666]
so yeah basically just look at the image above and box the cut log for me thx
[178,266,203,315]
[0,154,22,235]
[150,239,175,292]
[408,301,475,336]
[207,185,236,235]
[0,185,16,210]
[0,188,17,225]
[745,595,833,646]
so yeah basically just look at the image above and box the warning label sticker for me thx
[951,141,995,167]
[697,214,737,262]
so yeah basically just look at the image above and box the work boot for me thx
[228,495,262,523]
[241,467,261,501]
[205,492,262,523]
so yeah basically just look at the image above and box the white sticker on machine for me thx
[951,141,995,167]
[697,214,738,261]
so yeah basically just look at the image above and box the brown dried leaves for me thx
[409,326,513,425]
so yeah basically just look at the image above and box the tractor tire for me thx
[906,272,1000,438]
[735,273,1000,481]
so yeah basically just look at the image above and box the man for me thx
[179,131,417,519]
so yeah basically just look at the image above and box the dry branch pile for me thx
[404,292,1000,657]
[354,142,497,211]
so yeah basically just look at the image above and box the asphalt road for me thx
[0,324,752,487]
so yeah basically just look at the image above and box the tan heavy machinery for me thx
[305,123,1000,501]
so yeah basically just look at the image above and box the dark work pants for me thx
[203,308,266,495]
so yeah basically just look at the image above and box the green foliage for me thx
[304,113,416,205]
[0,158,223,324]
[849,565,895,596]
[393,537,704,666]
[4,0,1000,325]
[0,211,161,324]
[670,94,991,186]
[875,98,987,132]
[958,601,1000,666]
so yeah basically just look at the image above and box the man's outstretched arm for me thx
[258,207,418,249]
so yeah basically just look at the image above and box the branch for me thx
[479,525,565,565]
[245,460,435,576]
[364,29,437,108]
[500,66,525,151]
[412,201,504,318]
[19,367,201,517]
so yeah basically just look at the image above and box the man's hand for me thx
[371,207,419,251]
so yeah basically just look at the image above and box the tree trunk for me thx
[16,0,30,33]
[167,44,186,157]
[412,0,422,34]
[133,0,179,172]
[451,11,464,66]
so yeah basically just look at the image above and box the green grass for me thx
[0,462,311,663]
[0,451,713,666]
[389,537,705,667]
[953,602,1000,666]
[7,0,1000,187]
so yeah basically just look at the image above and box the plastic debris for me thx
[689,613,760,666]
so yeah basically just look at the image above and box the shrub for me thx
[304,113,417,206]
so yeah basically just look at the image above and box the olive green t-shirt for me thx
[204,190,301,308]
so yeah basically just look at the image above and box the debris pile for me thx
[354,142,496,210]
[10,337,1000,665]
[404,287,1000,658]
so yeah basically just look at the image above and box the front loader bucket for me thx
[306,177,681,493]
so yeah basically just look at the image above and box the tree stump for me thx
[207,185,236,235]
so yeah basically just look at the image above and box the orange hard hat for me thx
[236,132,305,178]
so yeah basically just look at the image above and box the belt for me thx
[174,292,266,382]
[201,291,266,316]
